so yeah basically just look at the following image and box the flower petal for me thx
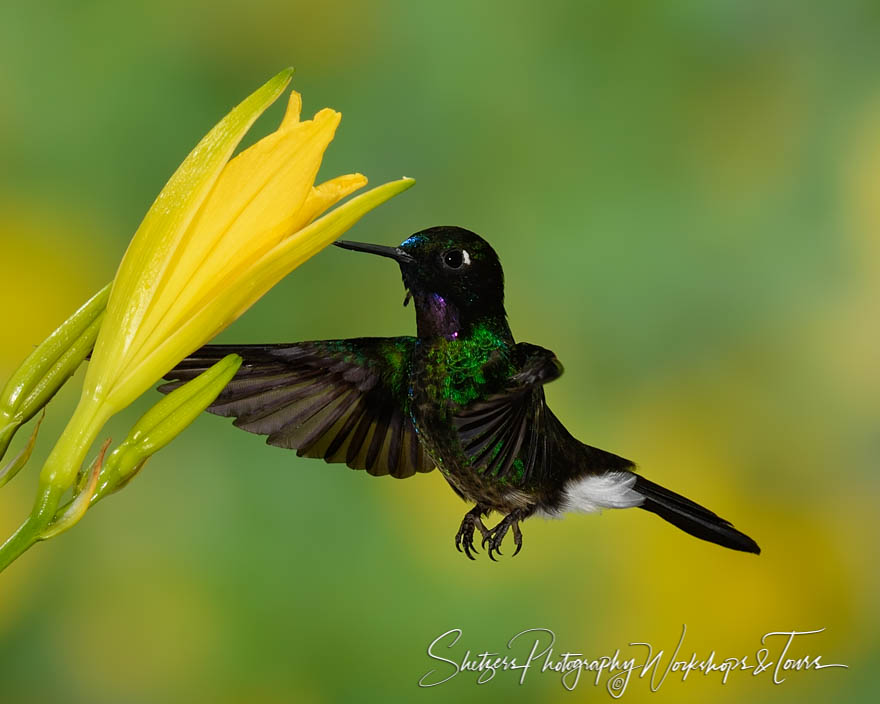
[301,173,369,226]
[129,98,343,368]
[87,68,294,406]
[105,177,415,409]
[231,177,416,322]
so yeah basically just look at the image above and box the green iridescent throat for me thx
[423,323,513,408]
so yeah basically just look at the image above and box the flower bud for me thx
[94,353,242,500]
[0,284,110,463]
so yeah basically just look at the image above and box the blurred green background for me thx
[1,1,878,702]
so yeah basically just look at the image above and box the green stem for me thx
[34,398,110,523]
[0,517,42,573]
[0,397,110,572]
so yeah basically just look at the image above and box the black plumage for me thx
[163,227,760,559]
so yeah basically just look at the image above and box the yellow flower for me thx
[90,67,411,415]
[29,68,412,526]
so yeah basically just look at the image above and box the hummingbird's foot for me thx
[482,507,535,561]
[455,505,491,560]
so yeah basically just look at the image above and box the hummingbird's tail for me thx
[632,475,760,554]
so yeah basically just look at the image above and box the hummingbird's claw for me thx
[480,532,503,560]
[456,506,534,560]
[480,507,534,560]
[511,522,524,556]
[483,520,510,560]
[455,505,490,560]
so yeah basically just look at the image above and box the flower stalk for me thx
[0,356,242,569]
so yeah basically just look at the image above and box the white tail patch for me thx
[539,471,644,518]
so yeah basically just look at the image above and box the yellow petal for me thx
[301,173,369,225]
[105,177,415,410]
[87,68,294,405]
[129,99,342,366]
[121,173,368,374]
[170,172,368,323]
[229,177,416,322]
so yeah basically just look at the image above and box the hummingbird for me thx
[162,226,760,559]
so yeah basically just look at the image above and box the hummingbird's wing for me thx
[453,343,634,487]
[160,338,435,479]
[454,384,551,485]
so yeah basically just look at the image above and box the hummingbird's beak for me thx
[334,240,415,265]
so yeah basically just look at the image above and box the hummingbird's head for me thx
[396,226,505,309]
[335,226,508,339]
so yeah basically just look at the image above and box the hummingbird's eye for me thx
[442,249,469,269]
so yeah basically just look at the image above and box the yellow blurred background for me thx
[0,1,877,702]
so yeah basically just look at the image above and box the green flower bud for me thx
[0,284,110,464]
[94,353,242,501]
[38,354,241,540]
